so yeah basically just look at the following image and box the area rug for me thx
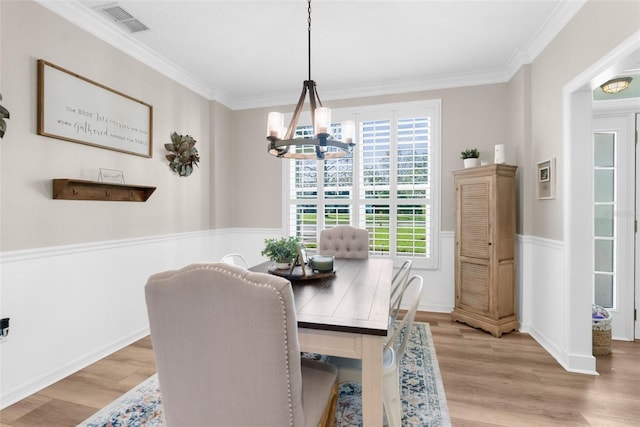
[78,322,450,427]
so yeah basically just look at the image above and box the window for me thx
[284,100,441,268]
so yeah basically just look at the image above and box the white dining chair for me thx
[220,253,249,269]
[328,274,423,427]
[389,259,412,326]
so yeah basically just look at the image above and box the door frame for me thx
[592,112,636,340]
[563,31,640,373]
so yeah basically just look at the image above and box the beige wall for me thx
[230,107,286,229]
[230,84,511,232]
[4,0,637,251]
[1,1,215,251]
[529,0,640,240]
[507,65,531,235]
[220,0,640,241]
[211,101,233,229]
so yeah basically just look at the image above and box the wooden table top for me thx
[251,258,393,336]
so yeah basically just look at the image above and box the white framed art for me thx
[536,158,556,199]
[37,59,153,158]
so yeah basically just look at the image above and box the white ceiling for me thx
[40,0,587,110]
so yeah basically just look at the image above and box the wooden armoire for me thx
[452,164,518,337]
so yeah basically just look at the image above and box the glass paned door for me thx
[593,114,635,340]
[593,132,615,308]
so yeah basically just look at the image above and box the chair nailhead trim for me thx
[149,264,296,426]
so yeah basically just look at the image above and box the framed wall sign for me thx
[536,158,556,199]
[37,59,153,157]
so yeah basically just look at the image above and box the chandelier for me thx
[600,77,632,94]
[266,0,355,160]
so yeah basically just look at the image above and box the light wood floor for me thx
[1,312,638,426]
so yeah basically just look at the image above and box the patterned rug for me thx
[78,322,450,427]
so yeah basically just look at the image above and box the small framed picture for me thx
[538,165,550,183]
[98,168,125,184]
[536,159,556,199]
[297,243,309,265]
[295,243,309,275]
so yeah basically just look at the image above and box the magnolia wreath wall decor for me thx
[165,132,200,177]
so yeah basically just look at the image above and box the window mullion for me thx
[352,114,361,228]
[389,111,398,259]
[317,158,325,243]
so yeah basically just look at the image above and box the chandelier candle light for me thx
[266,0,355,160]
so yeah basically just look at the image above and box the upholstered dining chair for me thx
[145,263,339,427]
[318,225,369,259]
[328,275,423,427]
[220,252,249,269]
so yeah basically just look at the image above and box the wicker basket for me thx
[592,305,612,356]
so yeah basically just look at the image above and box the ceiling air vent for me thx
[98,3,149,33]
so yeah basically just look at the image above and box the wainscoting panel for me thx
[0,227,452,408]
[518,235,596,375]
[0,228,282,409]
[412,231,455,313]
[1,229,595,408]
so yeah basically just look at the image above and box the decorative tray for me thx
[267,264,335,281]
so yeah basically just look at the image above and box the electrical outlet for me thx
[0,317,10,343]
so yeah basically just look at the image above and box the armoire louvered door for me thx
[452,164,518,337]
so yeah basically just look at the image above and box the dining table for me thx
[251,257,393,426]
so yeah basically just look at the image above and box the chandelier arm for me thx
[312,84,323,108]
[308,81,318,127]
[282,151,346,160]
[272,138,350,150]
[284,83,309,140]
[306,83,325,159]
[268,140,289,157]
[270,138,351,159]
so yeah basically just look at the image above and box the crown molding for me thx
[524,0,587,64]
[229,68,513,110]
[36,0,586,111]
[34,0,226,103]
[504,0,587,82]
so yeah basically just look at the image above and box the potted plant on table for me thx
[261,236,300,269]
[460,148,480,168]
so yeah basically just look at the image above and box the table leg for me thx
[361,334,384,426]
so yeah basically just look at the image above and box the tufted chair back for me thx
[319,225,369,259]
[145,263,338,426]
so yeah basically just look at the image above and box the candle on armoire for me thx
[494,144,505,164]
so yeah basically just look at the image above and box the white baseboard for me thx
[1,327,150,408]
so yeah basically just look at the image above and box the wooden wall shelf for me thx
[52,179,156,202]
